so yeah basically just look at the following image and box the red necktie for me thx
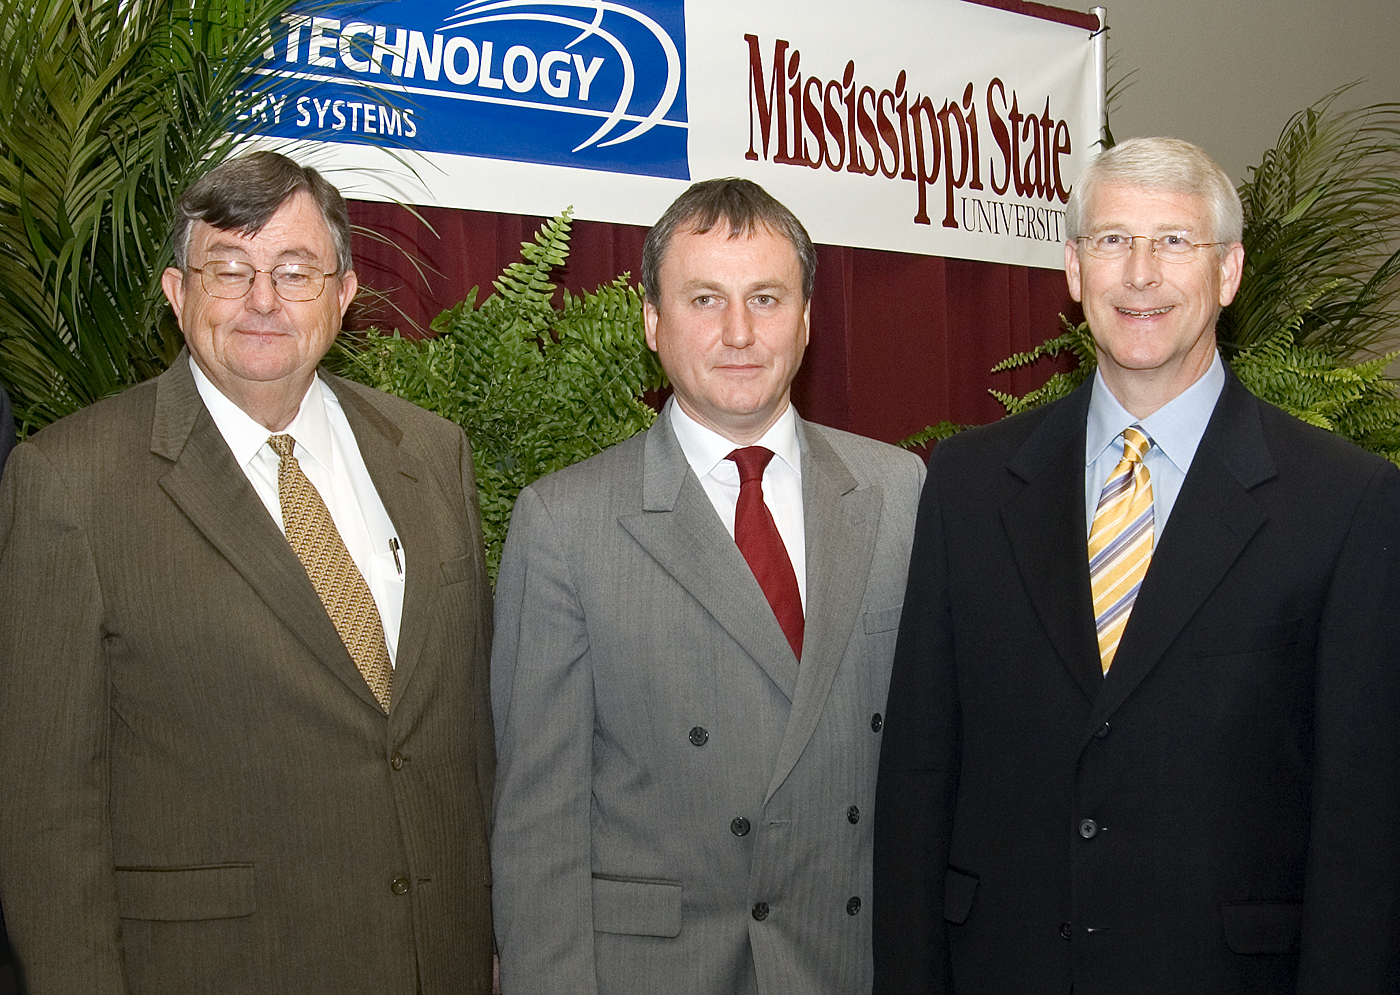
[727,446,804,659]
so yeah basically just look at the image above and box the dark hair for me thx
[171,151,352,273]
[641,177,816,301]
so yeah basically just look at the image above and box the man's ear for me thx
[1217,243,1245,307]
[161,267,187,327]
[337,268,359,316]
[643,300,660,352]
[1064,240,1083,303]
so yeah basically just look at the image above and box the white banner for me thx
[241,0,1101,268]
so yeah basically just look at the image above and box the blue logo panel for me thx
[243,0,689,179]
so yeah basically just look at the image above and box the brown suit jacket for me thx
[0,356,494,995]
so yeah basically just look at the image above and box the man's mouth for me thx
[1117,306,1173,317]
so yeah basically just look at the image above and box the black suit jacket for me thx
[0,384,14,475]
[874,370,1400,995]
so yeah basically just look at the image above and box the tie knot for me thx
[727,446,775,483]
[1122,426,1152,463]
[268,434,296,460]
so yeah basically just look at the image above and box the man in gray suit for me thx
[491,178,925,994]
[0,152,494,994]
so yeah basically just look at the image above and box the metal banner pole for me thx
[1092,6,1109,148]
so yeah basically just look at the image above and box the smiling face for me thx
[1066,182,1243,416]
[644,223,810,444]
[161,190,357,427]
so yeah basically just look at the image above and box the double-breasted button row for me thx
[689,726,709,746]
[390,877,410,895]
[731,816,750,837]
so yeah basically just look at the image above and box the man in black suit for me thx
[0,386,12,994]
[873,137,1400,995]
[0,384,14,474]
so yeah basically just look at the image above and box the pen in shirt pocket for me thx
[389,537,403,577]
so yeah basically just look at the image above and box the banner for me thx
[240,0,1101,268]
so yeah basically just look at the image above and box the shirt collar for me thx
[189,356,334,473]
[1085,352,1225,476]
[668,400,802,480]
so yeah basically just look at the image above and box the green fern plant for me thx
[0,0,302,433]
[337,211,668,580]
[985,320,1400,467]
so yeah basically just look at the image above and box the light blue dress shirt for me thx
[1084,353,1225,545]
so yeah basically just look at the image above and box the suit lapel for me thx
[153,358,382,711]
[1000,384,1104,704]
[764,419,880,804]
[327,375,435,710]
[618,408,800,701]
[1088,371,1274,731]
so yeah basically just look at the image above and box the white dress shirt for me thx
[191,358,406,661]
[1084,352,1225,546]
[669,401,807,610]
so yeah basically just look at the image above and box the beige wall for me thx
[1096,0,1400,184]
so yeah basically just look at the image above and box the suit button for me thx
[1094,722,1111,739]
[731,816,751,837]
[1060,922,1072,941]
[847,806,861,824]
[752,902,769,921]
[870,713,883,732]
[1079,819,1099,839]
[846,896,862,915]
[689,726,709,746]
[390,753,406,770]
[390,877,410,895]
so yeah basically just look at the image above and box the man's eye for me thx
[693,295,715,307]
[752,295,775,306]
[212,268,249,282]
[1098,234,1126,247]
[1160,234,1188,247]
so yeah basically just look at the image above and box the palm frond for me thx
[1220,87,1400,358]
[0,0,301,431]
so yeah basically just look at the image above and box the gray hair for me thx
[1066,137,1243,249]
[642,177,817,301]
[171,151,353,274]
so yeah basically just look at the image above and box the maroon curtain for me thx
[348,201,1079,447]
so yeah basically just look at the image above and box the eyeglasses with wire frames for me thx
[188,261,335,302]
[1075,232,1225,263]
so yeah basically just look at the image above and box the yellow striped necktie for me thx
[268,434,393,711]
[1088,426,1154,675]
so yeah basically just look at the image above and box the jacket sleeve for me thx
[0,443,131,994]
[1297,458,1400,993]
[873,446,960,995]
[489,484,600,994]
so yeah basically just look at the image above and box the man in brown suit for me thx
[0,153,495,994]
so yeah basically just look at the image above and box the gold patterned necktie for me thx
[268,434,392,711]
[1088,426,1154,675]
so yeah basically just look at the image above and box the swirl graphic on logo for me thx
[442,0,682,152]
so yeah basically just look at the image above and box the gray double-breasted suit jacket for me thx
[490,401,925,994]
[0,355,495,995]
